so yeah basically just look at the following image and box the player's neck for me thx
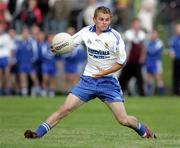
[96,31,102,35]
[95,28,103,36]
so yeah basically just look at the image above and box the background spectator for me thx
[169,23,180,96]
[145,30,164,96]
[113,0,130,32]
[7,0,25,33]
[138,0,157,33]
[39,32,57,97]
[83,0,99,26]
[16,27,40,96]
[48,0,70,34]
[20,0,43,29]
[118,18,146,96]
[0,21,14,95]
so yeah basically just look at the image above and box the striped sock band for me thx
[42,122,51,131]
[36,122,51,138]
[133,123,146,137]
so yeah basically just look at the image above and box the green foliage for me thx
[155,24,173,93]
[162,53,172,91]
[1,96,180,148]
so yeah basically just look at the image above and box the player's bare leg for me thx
[0,69,3,95]
[24,93,84,139]
[19,73,28,96]
[4,66,13,95]
[105,101,157,139]
[46,93,84,126]
[41,74,49,96]
[30,72,40,96]
[49,76,56,97]
[146,73,154,96]
[155,73,164,95]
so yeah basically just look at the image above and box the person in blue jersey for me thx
[169,23,180,96]
[29,25,41,96]
[16,27,40,96]
[145,30,165,96]
[24,6,156,139]
[39,32,57,97]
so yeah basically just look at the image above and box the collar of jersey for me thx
[89,25,111,32]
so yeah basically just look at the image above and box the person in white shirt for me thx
[0,22,14,95]
[24,6,156,139]
[118,18,146,96]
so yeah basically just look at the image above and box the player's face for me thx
[176,24,180,35]
[38,32,45,42]
[93,12,111,34]
[132,20,141,31]
[22,28,30,39]
[150,31,158,40]
[8,30,16,39]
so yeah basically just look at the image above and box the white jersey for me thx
[72,25,127,77]
[0,33,14,58]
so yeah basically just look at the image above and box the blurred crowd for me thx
[0,0,180,97]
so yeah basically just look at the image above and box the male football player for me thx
[24,6,156,139]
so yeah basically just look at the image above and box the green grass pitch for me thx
[0,96,180,148]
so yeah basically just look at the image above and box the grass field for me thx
[0,96,180,148]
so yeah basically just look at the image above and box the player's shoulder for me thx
[171,35,179,41]
[80,25,94,32]
[109,28,123,41]
[74,25,94,37]
[110,28,121,36]
[124,29,134,40]
[125,29,146,41]
[1,33,10,40]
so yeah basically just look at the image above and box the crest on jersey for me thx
[115,47,119,56]
[115,50,119,56]
[104,42,110,50]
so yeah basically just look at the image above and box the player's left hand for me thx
[92,63,123,78]
[92,66,106,78]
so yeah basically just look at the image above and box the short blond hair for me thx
[94,6,112,18]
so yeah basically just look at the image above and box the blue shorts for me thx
[70,75,124,103]
[64,60,79,74]
[0,57,8,69]
[18,64,34,74]
[146,61,162,75]
[42,63,56,76]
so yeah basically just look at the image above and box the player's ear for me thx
[93,16,96,23]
